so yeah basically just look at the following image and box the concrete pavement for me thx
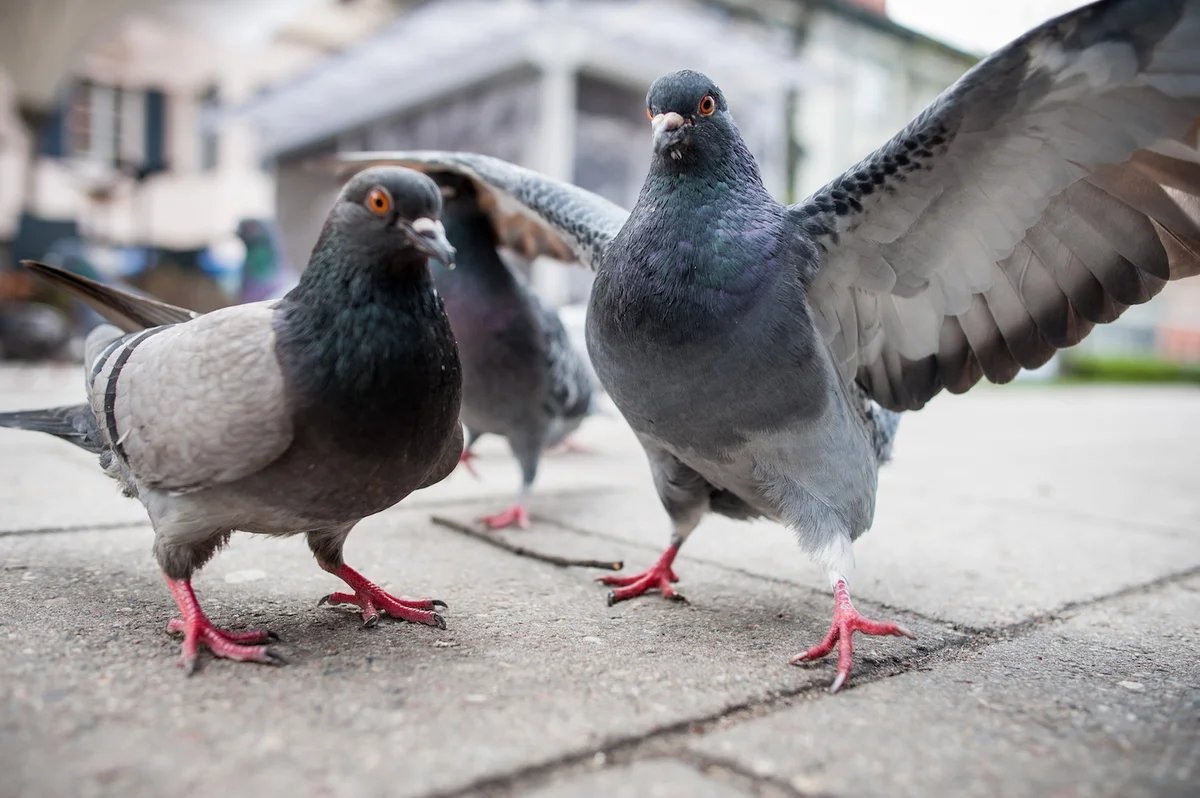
[1,364,1197,797]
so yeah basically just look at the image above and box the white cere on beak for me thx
[651,112,685,137]
[411,217,443,236]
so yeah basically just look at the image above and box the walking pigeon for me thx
[0,167,464,673]
[434,174,595,529]
[338,0,1200,690]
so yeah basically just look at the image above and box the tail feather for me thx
[22,260,197,333]
[0,405,104,454]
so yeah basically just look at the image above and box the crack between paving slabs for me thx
[400,485,627,512]
[0,520,150,538]
[950,491,1197,541]
[677,749,830,798]
[413,564,1200,798]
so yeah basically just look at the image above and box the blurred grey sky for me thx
[890,0,1092,54]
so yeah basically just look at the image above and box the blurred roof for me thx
[0,0,402,111]
[239,0,811,157]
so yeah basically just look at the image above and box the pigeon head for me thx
[645,70,733,165]
[333,167,456,268]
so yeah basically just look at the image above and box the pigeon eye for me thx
[365,187,391,217]
[698,94,716,117]
[646,107,653,121]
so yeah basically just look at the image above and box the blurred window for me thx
[199,85,220,171]
[66,81,161,173]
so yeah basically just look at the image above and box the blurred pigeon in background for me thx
[0,167,463,673]
[237,218,296,302]
[434,174,595,529]
[340,0,1200,691]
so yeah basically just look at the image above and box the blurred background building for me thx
[1,0,1198,369]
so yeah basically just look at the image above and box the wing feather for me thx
[86,302,293,492]
[799,0,1200,409]
[331,151,628,269]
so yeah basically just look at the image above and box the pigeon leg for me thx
[479,448,536,530]
[790,578,913,692]
[457,428,482,478]
[457,447,480,479]
[318,562,447,629]
[164,576,283,675]
[597,543,683,604]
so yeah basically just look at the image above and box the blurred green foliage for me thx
[1059,354,1200,385]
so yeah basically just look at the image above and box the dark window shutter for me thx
[144,89,166,174]
[37,103,67,157]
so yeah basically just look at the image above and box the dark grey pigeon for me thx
[432,174,595,529]
[339,0,1200,691]
[0,167,464,673]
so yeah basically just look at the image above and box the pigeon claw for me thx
[320,564,448,630]
[789,579,914,693]
[479,504,531,530]
[166,616,283,675]
[163,576,282,675]
[598,545,682,604]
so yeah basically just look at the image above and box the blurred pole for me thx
[16,105,47,238]
[529,4,579,307]
[783,5,814,204]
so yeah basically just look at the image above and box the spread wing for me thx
[798,0,1200,411]
[86,302,293,492]
[333,151,628,269]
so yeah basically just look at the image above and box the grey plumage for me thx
[344,0,1200,691]
[0,167,464,672]
[432,176,594,528]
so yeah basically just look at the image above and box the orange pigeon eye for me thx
[365,187,391,217]
[698,94,716,117]
[646,107,653,121]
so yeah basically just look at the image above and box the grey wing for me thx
[86,302,293,492]
[333,151,628,269]
[797,0,1200,411]
[537,301,594,425]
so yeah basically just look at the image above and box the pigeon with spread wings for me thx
[434,174,596,530]
[0,167,464,673]
[339,0,1200,690]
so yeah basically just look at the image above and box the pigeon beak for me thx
[651,112,687,155]
[403,217,456,269]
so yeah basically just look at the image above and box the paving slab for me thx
[2,366,1197,798]
[531,486,1200,631]
[526,385,1200,629]
[524,758,754,798]
[0,508,949,798]
[688,576,1200,798]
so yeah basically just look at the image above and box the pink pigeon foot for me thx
[319,563,447,629]
[164,577,283,675]
[790,578,913,692]
[597,544,683,604]
[479,503,530,530]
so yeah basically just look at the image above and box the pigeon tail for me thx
[21,260,196,333]
[0,404,103,454]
